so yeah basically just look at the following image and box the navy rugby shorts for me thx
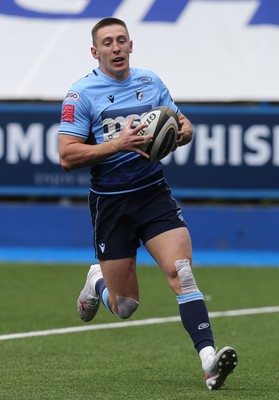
[89,180,187,260]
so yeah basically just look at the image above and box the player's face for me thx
[91,24,133,80]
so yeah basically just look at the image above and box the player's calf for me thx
[115,295,139,319]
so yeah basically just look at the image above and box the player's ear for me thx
[91,47,98,59]
[129,40,133,53]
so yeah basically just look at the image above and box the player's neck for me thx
[99,66,130,81]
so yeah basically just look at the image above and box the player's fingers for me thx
[175,132,183,142]
[133,122,148,135]
[133,147,150,159]
[175,134,185,147]
[126,117,135,129]
[136,134,152,143]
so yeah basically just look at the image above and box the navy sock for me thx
[177,292,214,353]
[95,278,106,301]
[95,278,115,314]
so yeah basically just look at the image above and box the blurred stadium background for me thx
[0,0,279,267]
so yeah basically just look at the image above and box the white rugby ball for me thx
[139,106,179,161]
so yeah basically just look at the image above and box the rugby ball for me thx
[138,106,179,161]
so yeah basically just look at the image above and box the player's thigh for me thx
[145,227,192,291]
[100,257,139,300]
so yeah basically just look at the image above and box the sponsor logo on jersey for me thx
[65,91,80,102]
[102,105,151,142]
[61,105,75,123]
[137,77,152,84]
[107,95,115,103]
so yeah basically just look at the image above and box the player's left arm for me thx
[176,113,193,146]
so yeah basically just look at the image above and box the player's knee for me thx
[116,296,139,319]
[175,259,198,294]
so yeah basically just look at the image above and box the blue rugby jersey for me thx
[59,67,180,194]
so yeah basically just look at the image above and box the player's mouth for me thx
[112,56,125,64]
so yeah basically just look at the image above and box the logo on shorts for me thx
[98,243,106,253]
[177,210,185,223]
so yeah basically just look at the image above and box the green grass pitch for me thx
[0,263,278,400]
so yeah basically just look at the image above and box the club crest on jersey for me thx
[136,90,144,101]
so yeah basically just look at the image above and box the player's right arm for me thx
[59,118,151,171]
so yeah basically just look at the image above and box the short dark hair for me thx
[91,17,129,46]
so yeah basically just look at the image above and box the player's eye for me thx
[118,37,126,44]
[103,38,112,46]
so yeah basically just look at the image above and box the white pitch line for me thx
[1,306,279,342]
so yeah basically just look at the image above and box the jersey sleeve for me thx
[157,76,180,115]
[58,86,92,139]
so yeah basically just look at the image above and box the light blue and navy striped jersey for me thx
[59,67,180,194]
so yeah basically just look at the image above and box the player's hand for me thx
[174,114,193,149]
[115,117,153,158]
